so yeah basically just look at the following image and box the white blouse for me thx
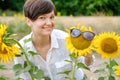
[14,29,94,80]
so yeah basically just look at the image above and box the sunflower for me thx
[0,24,20,63]
[94,32,120,59]
[65,24,95,57]
[114,65,120,79]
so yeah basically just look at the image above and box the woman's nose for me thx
[45,18,52,25]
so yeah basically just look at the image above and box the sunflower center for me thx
[101,38,118,53]
[71,36,92,50]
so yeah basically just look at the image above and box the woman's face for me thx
[30,10,55,36]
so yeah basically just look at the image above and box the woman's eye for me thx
[38,17,46,20]
[50,16,55,20]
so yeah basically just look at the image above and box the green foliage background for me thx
[53,0,120,16]
[0,0,25,11]
[0,0,120,16]
[0,0,26,15]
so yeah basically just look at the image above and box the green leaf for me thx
[69,52,77,59]
[65,59,72,63]
[33,69,44,79]
[43,77,51,80]
[13,64,23,71]
[14,65,31,76]
[83,74,88,80]
[23,65,31,72]
[64,76,72,80]
[28,62,39,72]
[108,75,115,80]
[0,64,8,70]
[16,77,24,80]
[57,70,71,75]
[29,66,38,74]
[0,77,6,80]
[3,38,12,46]
[24,38,32,44]
[94,68,105,73]
[110,59,118,67]
[9,34,17,39]
[98,77,104,80]
[15,53,22,57]
[13,64,25,75]
[104,61,108,65]
[28,51,39,56]
[77,62,90,71]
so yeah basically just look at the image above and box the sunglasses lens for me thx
[83,32,95,40]
[70,29,81,37]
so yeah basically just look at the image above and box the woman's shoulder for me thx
[52,29,68,39]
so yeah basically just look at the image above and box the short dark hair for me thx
[24,0,55,21]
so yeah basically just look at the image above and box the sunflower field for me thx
[0,14,120,80]
[0,0,120,80]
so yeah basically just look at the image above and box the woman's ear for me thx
[25,17,32,27]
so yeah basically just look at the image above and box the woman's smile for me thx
[43,26,53,31]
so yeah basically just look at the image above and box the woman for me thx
[14,0,95,80]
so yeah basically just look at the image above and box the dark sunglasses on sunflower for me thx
[70,29,95,40]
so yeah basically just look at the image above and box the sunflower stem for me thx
[71,57,77,80]
[109,58,112,76]
[7,38,34,80]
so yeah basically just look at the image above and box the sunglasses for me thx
[70,29,95,40]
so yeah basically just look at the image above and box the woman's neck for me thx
[32,34,51,47]
[31,34,51,60]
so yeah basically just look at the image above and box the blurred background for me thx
[0,0,120,16]
[0,0,120,39]
[0,0,120,40]
[0,0,120,80]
